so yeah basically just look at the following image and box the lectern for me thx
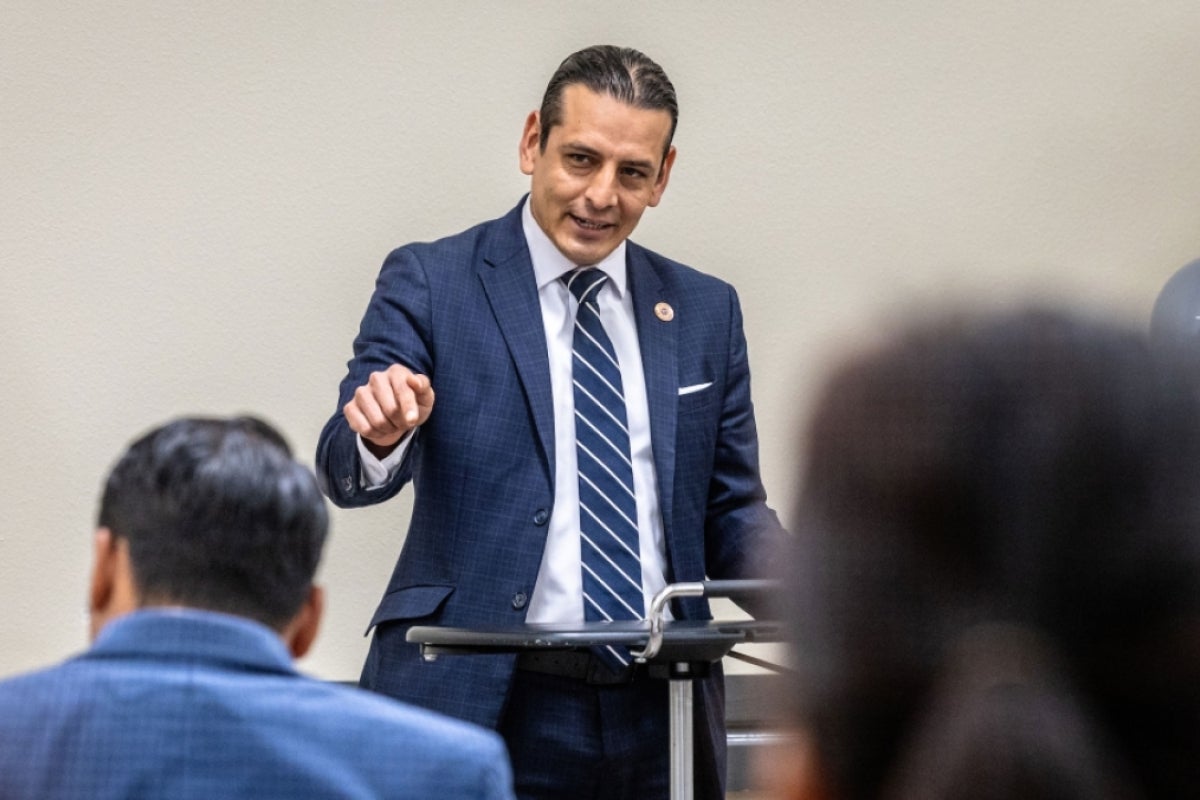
[407,579,781,800]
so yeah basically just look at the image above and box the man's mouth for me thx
[570,214,614,231]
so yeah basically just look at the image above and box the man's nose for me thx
[584,164,618,210]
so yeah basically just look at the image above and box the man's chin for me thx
[557,237,618,267]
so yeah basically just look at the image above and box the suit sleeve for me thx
[315,247,434,508]
[703,285,788,584]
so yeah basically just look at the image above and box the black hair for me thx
[98,416,329,630]
[538,44,678,158]
[780,308,1200,799]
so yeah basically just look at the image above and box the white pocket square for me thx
[678,382,713,396]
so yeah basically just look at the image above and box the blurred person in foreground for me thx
[765,309,1200,799]
[0,416,514,800]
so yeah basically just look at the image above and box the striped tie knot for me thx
[561,267,607,305]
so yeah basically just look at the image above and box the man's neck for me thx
[521,198,627,294]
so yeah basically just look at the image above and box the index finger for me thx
[405,372,432,396]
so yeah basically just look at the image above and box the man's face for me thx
[520,84,676,266]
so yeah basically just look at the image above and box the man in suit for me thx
[0,416,514,800]
[317,45,785,799]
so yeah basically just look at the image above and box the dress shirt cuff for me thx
[356,431,413,489]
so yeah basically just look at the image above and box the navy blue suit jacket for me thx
[316,200,784,792]
[0,610,513,799]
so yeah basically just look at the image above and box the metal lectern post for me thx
[670,676,693,800]
[632,579,776,800]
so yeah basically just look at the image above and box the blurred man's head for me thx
[90,416,329,656]
[773,308,1200,799]
[1150,257,1200,378]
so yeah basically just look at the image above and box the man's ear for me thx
[518,110,541,176]
[89,528,137,640]
[648,145,677,208]
[284,585,324,659]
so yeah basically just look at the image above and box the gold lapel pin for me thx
[654,302,674,322]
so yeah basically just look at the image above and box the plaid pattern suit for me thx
[0,609,513,799]
[316,198,784,797]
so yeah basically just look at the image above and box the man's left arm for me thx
[703,285,788,583]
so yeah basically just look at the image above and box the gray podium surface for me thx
[409,618,781,664]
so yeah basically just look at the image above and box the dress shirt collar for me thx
[521,196,628,297]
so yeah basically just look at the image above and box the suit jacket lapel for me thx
[478,205,556,481]
[628,245,677,538]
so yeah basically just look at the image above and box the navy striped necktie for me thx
[561,267,644,669]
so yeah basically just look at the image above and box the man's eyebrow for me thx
[559,141,600,157]
[559,141,657,171]
[619,156,656,172]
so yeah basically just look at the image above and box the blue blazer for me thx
[316,199,784,792]
[0,610,513,800]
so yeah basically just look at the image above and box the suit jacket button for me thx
[511,592,528,610]
[532,508,549,525]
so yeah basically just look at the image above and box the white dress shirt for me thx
[357,199,668,623]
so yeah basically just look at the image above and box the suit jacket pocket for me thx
[677,382,719,417]
[366,584,455,634]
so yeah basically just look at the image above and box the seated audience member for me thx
[1151,257,1200,373]
[767,309,1200,799]
[0,416,514,800]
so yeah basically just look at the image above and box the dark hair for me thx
[779,308,1200,799]
[98,416,329,630]
[1150,258,1200,378]
[539,44,678,158]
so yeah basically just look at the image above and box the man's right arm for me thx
[315,247,435,508]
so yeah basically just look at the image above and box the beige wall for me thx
[3,1,1199,681]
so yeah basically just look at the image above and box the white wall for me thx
[3,1,1199,680]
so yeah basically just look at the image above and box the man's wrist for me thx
[362,435,403,460]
